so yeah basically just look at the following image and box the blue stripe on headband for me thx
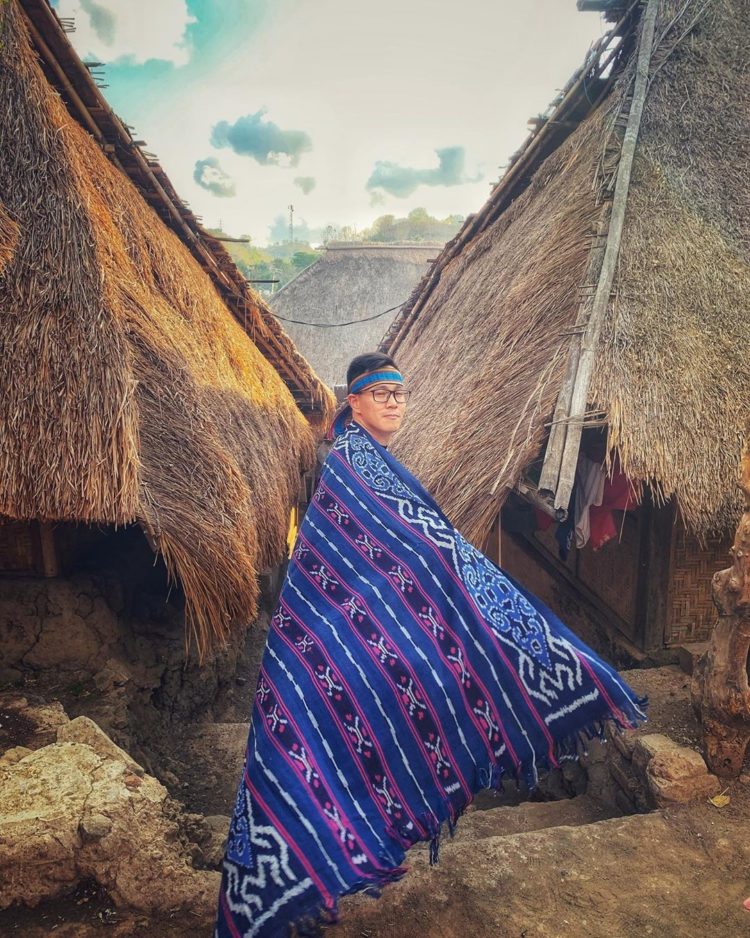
[349,371,403,394]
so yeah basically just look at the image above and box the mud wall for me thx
[0,525,275,768]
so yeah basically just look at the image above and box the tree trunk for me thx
[692,443,750,777]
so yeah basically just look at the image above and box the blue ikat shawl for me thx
[216,422,646,937]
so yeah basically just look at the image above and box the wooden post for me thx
[538,207,610,501]
[691,440,750,777]
[38,522,59,578]
[635,492,675,652]
[553,0,658,514]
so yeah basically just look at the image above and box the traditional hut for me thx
[0,0,334,660]
[383,0,749,659]
[271,242,441,388]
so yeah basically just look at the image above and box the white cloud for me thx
[56,0,195,65]
[60,0,605,243]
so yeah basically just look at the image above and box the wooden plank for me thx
[508,525,639,650]
[537,205,610,502]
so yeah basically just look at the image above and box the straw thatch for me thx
[271,242,440,387]
[0,0,332,656]
[387,0,749,546]
[0,203,19,275]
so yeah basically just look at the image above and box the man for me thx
[216,352,646,937]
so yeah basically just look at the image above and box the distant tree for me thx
[206,227,321,292]
[360,209,463,243]
[292,250,319,270]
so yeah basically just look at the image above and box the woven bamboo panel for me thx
[666,523,731,645]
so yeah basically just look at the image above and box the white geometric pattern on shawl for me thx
[222,785,314,937]
[337,428,592,713]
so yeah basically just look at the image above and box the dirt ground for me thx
[1,666,748,938]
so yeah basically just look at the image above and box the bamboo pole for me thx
[553,0,658,514]
[538,206,611,499]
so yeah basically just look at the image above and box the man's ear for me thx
[347,393,359,415]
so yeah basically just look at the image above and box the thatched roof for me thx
[271,242,441,387]
[385,0,749,546]
[0,0,335,656]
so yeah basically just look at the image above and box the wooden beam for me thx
[537,207,611,502]
[553,0,658,514]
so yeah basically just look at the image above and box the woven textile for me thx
[216,423,646,936]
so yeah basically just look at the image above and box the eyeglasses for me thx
[360,387,411,404]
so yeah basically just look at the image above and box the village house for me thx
[271,241,441,390]
[382,0,749,661]
[0,0,333,721]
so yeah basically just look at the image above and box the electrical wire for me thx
[273,302,405,329]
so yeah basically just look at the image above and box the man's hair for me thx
[346,352,399,390]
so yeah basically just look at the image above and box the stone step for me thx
[451,792,618,843]
[337,810,750,938]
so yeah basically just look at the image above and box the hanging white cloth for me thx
[574,453,606,549]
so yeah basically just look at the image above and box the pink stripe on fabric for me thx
[332,450,558,763]
[220,890,244,938]
[578,654,627,726]
[274,606,427,841]
[258,668,386,877]
[296,534,472,801]
[245,765,334,908]
[312,488,520,770]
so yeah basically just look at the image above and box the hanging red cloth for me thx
[588,467,639,550]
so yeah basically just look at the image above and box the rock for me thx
[335,812,750,938]
[647,770,721,807]
[161,769,180,788]
[0,745,32,765]
[201,833,227,869]
[80,812,113,840]
[0,737,219,922]
[57,717,144,776]
[0,695,69,752]
[677,642,709,676]
[648,747,709,782]
[203,814,231,834]
[644,746,720,806]
[630,733,720,807]
[610,729,636,760]
[631,733,679,775]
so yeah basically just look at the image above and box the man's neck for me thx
[353,420,393,447]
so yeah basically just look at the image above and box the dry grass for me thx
[272,243,438,388]
[391,112,606,545]
[591,0,750,536]
[0,1,319,656]
[391,0,749,544]
[0,202,18,275]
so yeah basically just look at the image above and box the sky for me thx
[53,0,606,245]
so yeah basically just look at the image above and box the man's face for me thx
[348,381,407,444]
